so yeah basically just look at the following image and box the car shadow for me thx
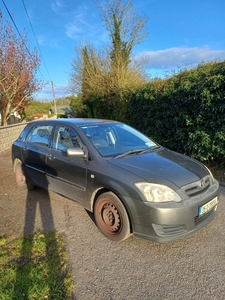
[85,208,96,223]
[12,176,74,298]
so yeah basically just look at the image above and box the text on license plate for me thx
[198,197,218,217]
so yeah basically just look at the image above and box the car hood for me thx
[108,148,208,188]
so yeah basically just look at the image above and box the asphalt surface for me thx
[0,149,225,300]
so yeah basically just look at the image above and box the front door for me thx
[46,125,87,205]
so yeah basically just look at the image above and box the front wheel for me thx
[14,159,35,191]
[94,192,131,241]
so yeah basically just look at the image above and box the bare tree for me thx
[70,0,148,91]
[96,0,148,70]
[0,12,44,125]
[70,44,110,97]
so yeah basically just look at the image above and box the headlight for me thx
[135,182,182,203]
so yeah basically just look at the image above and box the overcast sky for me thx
[1,0,225,100]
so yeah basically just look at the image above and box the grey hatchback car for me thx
[12,118,220,242]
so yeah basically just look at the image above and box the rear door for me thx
[21,124,53,188]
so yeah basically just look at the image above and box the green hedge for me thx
[83,61,225,165]
[85,93,131,124]
[129,61,225,165]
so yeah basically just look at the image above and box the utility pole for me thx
[51,81,57,118]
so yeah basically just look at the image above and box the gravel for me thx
[1,149,225,300]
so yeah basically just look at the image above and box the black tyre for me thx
[94,192,131,241]
[14,159,35,191]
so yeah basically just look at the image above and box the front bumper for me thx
[124,181,220,243]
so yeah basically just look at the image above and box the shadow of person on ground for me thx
[12,184,74,299]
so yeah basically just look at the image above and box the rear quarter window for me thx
[18,126,30,141]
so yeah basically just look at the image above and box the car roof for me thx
[28,118,121,127]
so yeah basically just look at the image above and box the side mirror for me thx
[66,147,88,159]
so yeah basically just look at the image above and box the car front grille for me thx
[182,175,211,197]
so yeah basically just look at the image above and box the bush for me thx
[129,61,225,165]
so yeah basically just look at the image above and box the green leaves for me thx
[129,61,225,165]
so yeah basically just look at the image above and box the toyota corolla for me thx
[12,119,220,242]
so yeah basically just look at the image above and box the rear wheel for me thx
[14,159,35,191]
[94,192,131,241]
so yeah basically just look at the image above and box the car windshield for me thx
[80,123,158,158]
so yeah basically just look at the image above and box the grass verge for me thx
[0,232,74,300]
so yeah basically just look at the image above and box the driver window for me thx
[53,126,82,151]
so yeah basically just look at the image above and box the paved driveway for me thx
[1,149,225,300]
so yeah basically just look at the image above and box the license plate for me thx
[198,197,218,217]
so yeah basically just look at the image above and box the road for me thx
[0,149,225,300]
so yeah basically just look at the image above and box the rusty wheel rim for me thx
[15,164,26,189]
[96,199,122,236]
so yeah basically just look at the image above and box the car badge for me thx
[200,179,205,189]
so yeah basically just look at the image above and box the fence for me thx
[0,123,27,153]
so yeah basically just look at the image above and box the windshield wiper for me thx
[114,146,161,159]
[114,149,145,159]
[139,145,161,154]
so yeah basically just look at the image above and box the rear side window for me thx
[25,125,53,147]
